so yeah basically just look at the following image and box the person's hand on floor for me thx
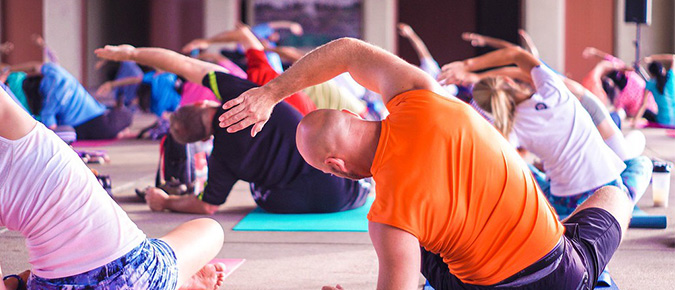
[218,86,280,137]
[94,45,136,62]
[145,187,169,212]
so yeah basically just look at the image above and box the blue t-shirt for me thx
[115,61,143,106]
[142,71,182,116]
[39,63,106,127]
[6,72,30,113]
[646,69,675,126]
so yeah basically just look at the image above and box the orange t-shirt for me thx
[367,90,564,285]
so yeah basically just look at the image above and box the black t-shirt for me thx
[200,72,311,205]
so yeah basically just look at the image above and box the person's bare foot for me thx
[178,263,226,290]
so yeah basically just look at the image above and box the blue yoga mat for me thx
[232,196,373,232]
[560,206,667,229]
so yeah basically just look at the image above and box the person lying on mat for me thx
[635,54,675,127]
[211,37,634,290]
[95,45,371,215]
[0,85,226,290]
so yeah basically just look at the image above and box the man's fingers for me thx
[218,107,247,128]
[222,95,246,111]
[226,118,256,134]
[251,122,266,137]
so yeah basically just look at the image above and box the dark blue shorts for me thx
[422,207,622,290]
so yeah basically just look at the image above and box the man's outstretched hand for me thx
[218,86,281,137]
[94,45,136,62]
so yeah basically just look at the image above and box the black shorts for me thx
[249,169,371,214]
[74,107,133,140]
[422,207,622,290]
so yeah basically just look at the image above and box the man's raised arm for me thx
[218,37,443,136]
[95,45,227,84]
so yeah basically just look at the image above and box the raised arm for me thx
[398,23,434,61]
[0,84,36,140]
[182,26,264,54]
[217,37,443,136]
[438,46,540,85]
[462,32,517,49]
[96,76,143,96]
[582,47,616,62]
[643,54,675,69]
[265,21,304,35]
[95,45,226,84]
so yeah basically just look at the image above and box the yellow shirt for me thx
[367,90,564,285]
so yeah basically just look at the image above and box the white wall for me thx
[522,0,565,71]
[615,0,674,65]
[43,0,83,81]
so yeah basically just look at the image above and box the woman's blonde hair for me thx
[472,76,518,137]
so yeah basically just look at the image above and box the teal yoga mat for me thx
[232,196,374,232]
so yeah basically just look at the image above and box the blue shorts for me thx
[27,239,178,289]
[422,207,622,289]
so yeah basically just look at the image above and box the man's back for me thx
[367,90,564,285]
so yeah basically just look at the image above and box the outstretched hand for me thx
[438,61,479,86]
[218,86,280,137]
[96,82,113,97]
[94,45,136,62]
[182,39,210,54]
[461,32,486,47]
[397,23,414,38]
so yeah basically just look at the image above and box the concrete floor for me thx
[1,112,674,290]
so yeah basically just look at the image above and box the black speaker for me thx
[625,0,651,25]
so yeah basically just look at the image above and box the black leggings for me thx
[74,107,133,140]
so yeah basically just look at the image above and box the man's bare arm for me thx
[145,187,220,215]
[95,45,226,84]
[369,222,421,290]
[217,37,442,136]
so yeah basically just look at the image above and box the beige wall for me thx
[522,0,565,72]
[363,0,397,52]
[615,0,674,65]
[43,0,83,81]
[203,0,239,52]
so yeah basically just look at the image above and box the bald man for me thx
[95,45,370,215]
[216,38,634,289]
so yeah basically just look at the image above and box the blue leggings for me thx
[530,156,653,215]
[27,239,178,289]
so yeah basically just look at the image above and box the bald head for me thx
[296,109,380,180]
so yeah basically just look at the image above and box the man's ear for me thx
[341,109,362,119]
[324,157,348,173]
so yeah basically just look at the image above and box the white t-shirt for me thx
[0,123,146,278]
[513,66,625,196]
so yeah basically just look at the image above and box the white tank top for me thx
[0,123,146,278]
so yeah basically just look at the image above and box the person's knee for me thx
[196,218,225,245]
[591,186,632,229]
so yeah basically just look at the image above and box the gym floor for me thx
[1,111,674,290]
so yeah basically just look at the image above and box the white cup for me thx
[652,162,672,207]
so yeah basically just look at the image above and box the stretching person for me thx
[10,61,133,140]
[635,54,675,127]
[582,47,658,119]
[438,47,652,215]
[95,44,370,214]
[215,37,633,290]
[182,25,316,115]
[0,85,225,289]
